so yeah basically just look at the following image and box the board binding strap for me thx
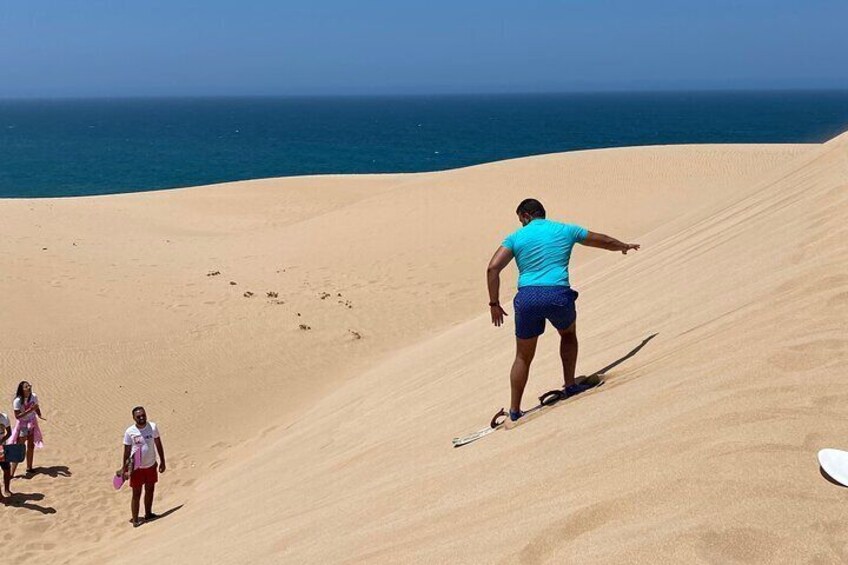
[452,374,604,448]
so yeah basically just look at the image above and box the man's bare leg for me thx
[25,435,34,472]
[558,323,578,388]
[131,485,143,525]
[510,337,539,412]
[144,483,155,517]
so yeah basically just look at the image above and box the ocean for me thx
[1,91,847,198]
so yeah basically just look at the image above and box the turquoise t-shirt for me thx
[502,219,588,288]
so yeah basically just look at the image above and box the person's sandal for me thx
[564,383,593,397]
[539,389,566,406]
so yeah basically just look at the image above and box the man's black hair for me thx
[132,406,145,415]
[516,198,546,219]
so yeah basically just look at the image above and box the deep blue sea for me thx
[1,91,847,198]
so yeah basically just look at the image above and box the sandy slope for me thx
[1,136,846,563]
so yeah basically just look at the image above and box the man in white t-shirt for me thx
[121,406,166,527]
[0,412,12,500]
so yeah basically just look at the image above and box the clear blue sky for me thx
[1,0,846,97]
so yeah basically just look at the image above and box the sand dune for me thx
[2,134,846,563]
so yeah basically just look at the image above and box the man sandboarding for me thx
[487,199,639,422]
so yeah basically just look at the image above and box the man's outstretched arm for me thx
[486,246,514,326]
[580,231,640,254]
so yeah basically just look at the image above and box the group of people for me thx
[3,197,630,528]
[0,381,166,528]
[1,381,45,502]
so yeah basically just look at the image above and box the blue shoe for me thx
[509,409,524,422]
[564,383,593,397]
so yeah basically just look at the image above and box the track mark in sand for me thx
[317,290,353,308]
[826,291,848,308]
[693,527,780,563]
[812,391,848,410]
[22,541,57,552]
[802,431,831,453]
[172,477,197,488]
[510,500,622,565]
[260,425,280,438]
[767,338,848,372]
[713,438,814,459]
[709,408,786,430]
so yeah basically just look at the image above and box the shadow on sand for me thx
[819,467,847,488]
[587,333,658,378]
[1,491,57,514]
[19,465,72,479]
[513,333,659,427]
[132,504,185,527]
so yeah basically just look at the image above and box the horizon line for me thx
[2,87,848,102]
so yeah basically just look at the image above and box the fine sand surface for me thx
[1,134,846,563]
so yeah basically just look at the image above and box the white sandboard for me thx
[818,449,848,486]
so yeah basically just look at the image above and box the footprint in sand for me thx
[260,425,279,438]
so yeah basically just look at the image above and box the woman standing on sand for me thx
[10,381,45,477]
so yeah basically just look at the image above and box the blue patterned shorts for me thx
[513,286,578,339]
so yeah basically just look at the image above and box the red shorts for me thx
[130,464,158,488]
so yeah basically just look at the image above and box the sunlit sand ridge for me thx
[1,134,846,563]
